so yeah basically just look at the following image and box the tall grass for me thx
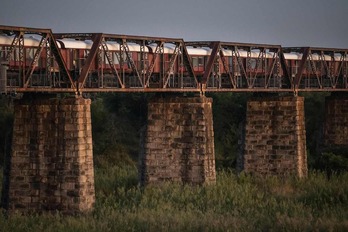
[0,165,347,231]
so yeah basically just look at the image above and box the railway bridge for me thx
[1,26,348,214]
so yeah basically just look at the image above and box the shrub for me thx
[1,166,347,231]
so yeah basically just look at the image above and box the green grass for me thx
[1,165,348,231]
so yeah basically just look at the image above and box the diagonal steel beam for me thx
[294,47,310,89]
[145,41,163,87]
[49,31,75,90]
[101,41,124,88]
[202,42,220,84]
[319,51,333,87]
[78,33,103,90]
[233,46,248,86]
[250,49,265,87]
[5,34,20,62]
[24,34,48,88]
[121,39,143,86]
[335,52,346,88]
[219,50,236,88]
[18,34,25,86]
[279,48,291,87]
[266,51,279,87]
[308,53,322,88]
[163,43,180,88]
[344,52,348,88]
[181,42,197,86]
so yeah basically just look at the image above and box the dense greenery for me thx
[0,96,13,166]
[0,164,347,231]
[207,93,251,169]
[90,93,149,165]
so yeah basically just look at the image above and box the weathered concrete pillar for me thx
[242,96,307,177]
[141,96,216,185]
[1,95,94,214]
[323,94,348,148]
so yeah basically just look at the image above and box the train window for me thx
[234,57,240,74]
[198,57,204,66]
[167,54,173,62]
[292,60,298,76]
[121,52,127,64]
[228,57,233,71]
[137,52,148,62]
[192,57,198,67]
[250,58,257,69]
[102,52,110,65]
[0,47,4,60]
[102,52,107,64]
[306,61,312,71]
[73,49,80,67]
[316,61,321,71]
[13,48,19,62]
[113,52,120,65]
[113,52,130,67]
[26,48,36,60]
[137,52,149,70]
[84,50,89,58]
[235,64,240,73]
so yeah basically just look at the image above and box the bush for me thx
[0,96,13,167]
[1,166,347,231]
[317,152,348,174]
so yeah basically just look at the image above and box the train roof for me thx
[0,34,42,47]
[0,34,345,61]
[58,39,149,52]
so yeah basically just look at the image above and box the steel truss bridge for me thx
[0,25,347,95]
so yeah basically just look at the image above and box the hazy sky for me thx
[0,0,347,48]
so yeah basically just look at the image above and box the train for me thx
[0,33,346,90]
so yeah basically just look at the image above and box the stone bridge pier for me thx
[242,95,308,177]
[140,95,216,185]
[1,94,95,214]
[2,92,320,212]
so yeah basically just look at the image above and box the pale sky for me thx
[0,0,347,48]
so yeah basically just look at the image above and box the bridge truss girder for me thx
[185,41,290,93]
[1,25,348,95]
[53,33,198,94]
[0,25,75,93]
[283,47,348,93]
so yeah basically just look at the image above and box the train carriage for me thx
[1,30,347,92]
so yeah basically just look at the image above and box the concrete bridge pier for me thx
[242,95,308,177]
[1,94,95,214]
[323,93,348,149]
[140,95,216,185]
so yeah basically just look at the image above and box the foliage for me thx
[207,93,250,169]
[0,96,13,167]
[317,152,348,174]
[91,93,148,162]
[0,165,347,231]
[300,92,348,172]
[300,92,329,168]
